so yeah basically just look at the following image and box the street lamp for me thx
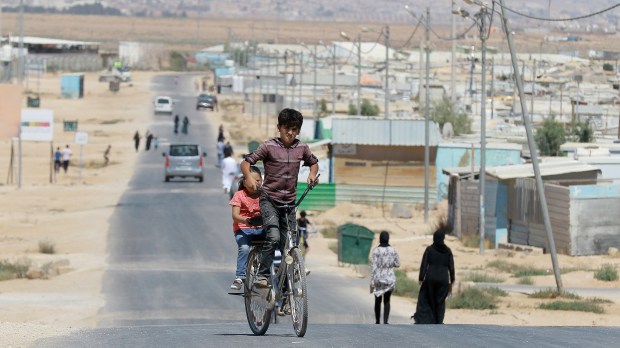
[458,1,490,255]
[340,31,362,116]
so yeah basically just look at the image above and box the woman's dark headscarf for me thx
[379,231,390,247]
[432,230,449,252]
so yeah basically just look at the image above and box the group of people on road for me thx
[53,145,72,174]
[133,130,159,152]
[221,107,456,326]
[174,115,190,135]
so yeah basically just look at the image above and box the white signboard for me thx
[20,109,54,142]
[75,131,89,145]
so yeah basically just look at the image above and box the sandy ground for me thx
[1,71,620,347]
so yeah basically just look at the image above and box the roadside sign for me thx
[75,131,88,145]
[64,120,78,132]
[20,109,54,142]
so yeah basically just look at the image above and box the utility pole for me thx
[499,0,563,294]
[332,43,336,115]
[531,59,536,116]
[299,52,304,111]
[18,0,24,83]
[423,7,431,223]
[479,5,488,255]
[384,25,390,119]
[313,45,318,126]
[451,0,457,103]
[357,33,361,115]
[490,57,495,120]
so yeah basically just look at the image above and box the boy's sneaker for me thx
[254,277,270,288]
[230,278,243,291]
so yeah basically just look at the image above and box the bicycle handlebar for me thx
[259,174,320,211]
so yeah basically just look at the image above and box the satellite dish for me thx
[442,122,454,140]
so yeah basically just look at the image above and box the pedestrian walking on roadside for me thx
[54,147,62,173]
[174,115,180,134]
[412,223,455,325]
[103,145,111,166]
[370,231,400,324]
[133,131,140,152]
[61,145,72,173]
[182,116,190,135]
[145,131,153,151]
[216,137,225,167]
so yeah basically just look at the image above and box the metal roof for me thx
[486,160,601,180]
[331,118,441,146]
[5,36,98,46]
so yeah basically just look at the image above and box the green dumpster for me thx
[248,140,260,154]
[337,223,375,265]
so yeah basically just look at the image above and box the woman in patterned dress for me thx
[370,231,400,324]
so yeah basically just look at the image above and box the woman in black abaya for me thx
[412,228,455,324]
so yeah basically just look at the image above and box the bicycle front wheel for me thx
[287,247,308,337]
[244,247,272,335]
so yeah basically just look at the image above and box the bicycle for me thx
[244,175,319,337]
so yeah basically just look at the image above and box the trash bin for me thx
[27,96,40,108]
[337,223,375,265]
[248,140,259,154]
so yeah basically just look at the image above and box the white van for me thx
[154,96,173,114]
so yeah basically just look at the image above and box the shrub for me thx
[539,300,604,314]
[513,266,547,278]
[393,269,420,298]
[462,272,504,283]
[594,264,619,282]
[430,97,472,135]
[535,115,565,156]
[517,277,533,285]
[38,239,56,254]
[529,289,581,300]
[447,287,498,310]
[320,222,338,239]
[603,63,614,72]
[0,259,31,280]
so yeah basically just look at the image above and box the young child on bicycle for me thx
[229,165,264,290]
[240,108,319,288]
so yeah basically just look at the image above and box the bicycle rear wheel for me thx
[244,247,272,335]
[287,248,308,337]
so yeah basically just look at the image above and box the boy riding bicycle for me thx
[240,108,319,288]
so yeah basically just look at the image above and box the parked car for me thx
[154,96,173,114]
[196,93,215,111]
[163,144,207,182]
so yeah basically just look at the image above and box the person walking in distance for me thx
[182,116,190,135]
[54,147,62,173]
[145,130,153,151]
[240,108,319,288]
[216,136,225,168]
[61,145,72,173]
[103,145,111,166]
[370,231,400,324]
[133,131,140,152]
[221,147,238,194]
[412,222,455,324]
[174,115,180,134]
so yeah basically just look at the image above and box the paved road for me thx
[32,74,620,347]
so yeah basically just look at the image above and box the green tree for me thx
[566,119,594,143]
[430,97,472,135]
[348,103,357,115]
[535,116,565,156]
[169,51,187,71]
[360,99,380,116]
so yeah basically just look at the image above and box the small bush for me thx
[529,289,581,300]
[517,277,534,285]
[486,260,513,273]
[514,266,547,278]
[100,119,124,125]
[320,222,338,239]
[461,235,493,249]
[462,272,504,283]
[394,269,420,298]
[447,287,498,310]
[327,241,338,255]
[38,239,56,254]
[594,264,619,282]
[483,287,508,297]
[0,259,31,280]
[539,300,604,314]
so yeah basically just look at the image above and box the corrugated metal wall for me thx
[336,185,438,205]
[296,183,336,211]
[545,183,571,254]
[460,180,479,238]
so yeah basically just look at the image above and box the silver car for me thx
[163,144,206,182]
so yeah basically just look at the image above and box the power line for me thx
[493,0,620,22]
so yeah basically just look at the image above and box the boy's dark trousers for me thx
[258,195,296,279]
